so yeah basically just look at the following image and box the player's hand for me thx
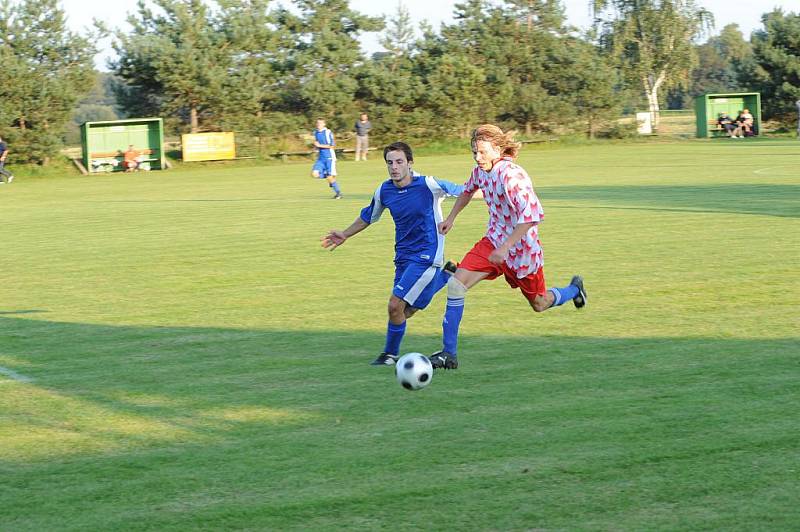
[488,246,508,265]
[438,219,453,235]
[321,230,347,250]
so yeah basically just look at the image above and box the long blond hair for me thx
[471,124,521,159]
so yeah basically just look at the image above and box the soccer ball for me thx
[395,353,433,391]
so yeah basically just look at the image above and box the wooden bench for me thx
[708,119,757,138]
[270,147,377,162]
[89,149,161,172]
[91,149,159,160]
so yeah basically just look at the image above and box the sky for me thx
[59,0,799,70]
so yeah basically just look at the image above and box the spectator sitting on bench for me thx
[738,109,754,137]
[732,109,754,138]
[124,145,141,172]
[717,112,737,137]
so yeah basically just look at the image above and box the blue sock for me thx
[330,181,341,194]
[442,298,464,355]
[548,284,579,307]
[384,321,406,355]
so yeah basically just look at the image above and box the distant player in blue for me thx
[311,118,342,199]
[321,141,464,366]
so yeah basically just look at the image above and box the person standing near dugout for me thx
[0,135,15,184]
[354,112,372,161]
[430,124,586,370]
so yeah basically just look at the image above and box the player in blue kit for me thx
[321,141,464,366]
[311,118,343,199]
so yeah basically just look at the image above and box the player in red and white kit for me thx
[430,124,586,369]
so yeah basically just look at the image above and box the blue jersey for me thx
[360,174,464,266]
[314,128,335,160]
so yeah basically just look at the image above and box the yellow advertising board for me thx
[181,132,236,162]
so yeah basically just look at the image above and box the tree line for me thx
[1,0,799,164]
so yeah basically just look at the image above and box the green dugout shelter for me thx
[695,92,761,138]
[80,118,165,173]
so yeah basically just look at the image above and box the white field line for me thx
[0,366,34,384]
[753,166,799,175]
[753,167,775,175]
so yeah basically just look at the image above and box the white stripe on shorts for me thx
[403,266,437,306]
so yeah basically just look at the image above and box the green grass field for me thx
[2,139,799,530]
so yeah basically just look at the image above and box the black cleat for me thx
[443,261,457,274]
[429,350,458,369]
[370,352,398,366]
[333,193,342,200]
[571,275,587,308]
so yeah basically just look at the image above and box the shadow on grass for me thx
[1,314,798,450]
[541,183,800,218]
[2,314,799,528]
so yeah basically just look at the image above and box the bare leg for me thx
[388,295,416,324]
[454,267,490,289]
[529,291,555,313]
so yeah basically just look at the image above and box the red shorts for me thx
[458,237,547,303]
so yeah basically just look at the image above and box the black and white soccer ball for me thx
[395,353,433,391]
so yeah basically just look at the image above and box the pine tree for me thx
[412,0,576,136]
[111,0,230,133]
[560,39,622,138]
[745,9,800,122]
[277,0,383,130]
[216,0,291,146]
[379,2,415,72]
[0,0,98,163]
[355,3,420,141]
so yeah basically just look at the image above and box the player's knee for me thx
[447,277,468,299]
[311,170,320,178]
[388,297,406,317]
[531,295,549,313]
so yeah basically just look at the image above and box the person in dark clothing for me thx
[717,113,737,138]
[0,136,14,184]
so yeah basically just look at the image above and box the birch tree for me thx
[592,0,712,130]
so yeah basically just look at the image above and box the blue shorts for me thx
[312,158,336,178]
[393,261,449,310]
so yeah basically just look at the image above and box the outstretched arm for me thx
[321,217,370,250]
[438,191,476,234]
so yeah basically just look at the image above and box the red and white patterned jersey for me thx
[463,157,544,278]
